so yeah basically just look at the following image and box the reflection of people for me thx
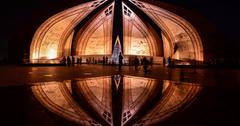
[118,52,123,71]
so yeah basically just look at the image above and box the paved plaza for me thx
[0,64,239,126]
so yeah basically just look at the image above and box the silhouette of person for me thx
[72,56,75,66]
[61,56,66,65]
[167,56,171,66]
[103,56,105,65]
[79,57,82,64]
[67,56,71,67]
[134,56,139,71]
[118,52,123,71]
[163,57,166,67]
[106,56,108,64]
[143,57,150,74]
[77,57,80,64]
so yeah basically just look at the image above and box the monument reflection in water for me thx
[31,75,202,126]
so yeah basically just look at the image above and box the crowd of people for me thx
[60,56,110,66]
[124,55,153,74]
[60,56,83,66]
[60,53,158,74]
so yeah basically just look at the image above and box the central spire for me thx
[112,0,123,54]
[112,35,122,64]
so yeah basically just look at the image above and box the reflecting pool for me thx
[31,75,202,126]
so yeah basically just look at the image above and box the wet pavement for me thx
[0,64,240,126]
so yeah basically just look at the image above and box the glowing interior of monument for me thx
[29,0,204,63]
[129,0,203,61]
[75,3,114,55]
[123,3,156,56]
[30,0,108,61]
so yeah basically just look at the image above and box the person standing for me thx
[163,57,166,67]
[106,56,108,64]
[103,56,105,65]
[167,56,171,66]
[77,57,80,64]
[72,56,75,66]
[79,57,82,64]
[143,57,150,74]
[67,56,71,67]
[134,56,139,71]
[118,52,123,71]
[150,57,153,67]
[61,56,66,65]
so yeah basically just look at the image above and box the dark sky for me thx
[162,0,240,56]
[0,0,239,59]
[0,0,75,59]
[163,0,240,33]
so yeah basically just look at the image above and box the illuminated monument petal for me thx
[30,0,108,61]
[129,0,203,61]
[122,2,156,56]
[75,3,114,55]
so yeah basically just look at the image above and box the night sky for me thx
[0,0,239,60]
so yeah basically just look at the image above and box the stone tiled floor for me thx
[0,64,240,126]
